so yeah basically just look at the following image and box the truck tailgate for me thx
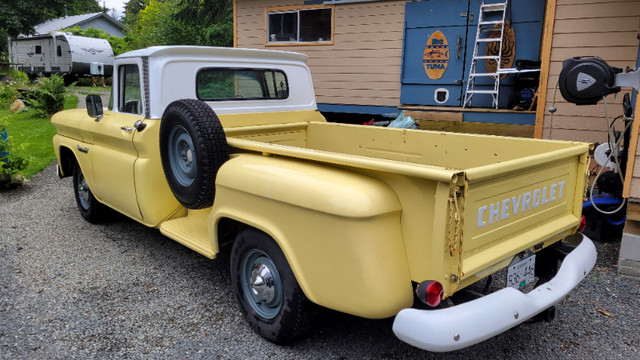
[460,149,588,279]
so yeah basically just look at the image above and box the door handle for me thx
[121,126,134,132]
[76,145,89,153]
[457,34,462,59]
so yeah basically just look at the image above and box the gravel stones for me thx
[1,164,639,359]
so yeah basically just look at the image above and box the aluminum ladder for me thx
[462,1,508,109]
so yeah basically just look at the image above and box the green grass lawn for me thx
[1,95,78,178]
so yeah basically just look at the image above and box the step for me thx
[473,55,500,60]
[479,21,504,26]
[159,208,215,258]
[481,3,507,12]
[466,90,499,94]
[476,37,502,42]
[469,72,501,78]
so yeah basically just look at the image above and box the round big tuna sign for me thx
[423,30,449,80]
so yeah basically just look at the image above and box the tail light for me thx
[416,280,444,307]
[579,215,587,232]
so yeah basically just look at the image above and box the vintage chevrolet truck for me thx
[51,46,597,352]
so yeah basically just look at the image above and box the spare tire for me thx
[160,99,228,209]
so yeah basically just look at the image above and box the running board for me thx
[159,208,216,259]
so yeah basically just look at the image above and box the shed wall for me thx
[236,0,405,107]
[541,0,640,143]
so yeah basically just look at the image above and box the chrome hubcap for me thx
[250,263,276,303]
[77,173,90,209]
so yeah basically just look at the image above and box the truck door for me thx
[78,63,143,220]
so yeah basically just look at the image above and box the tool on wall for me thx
[557,55,639,241]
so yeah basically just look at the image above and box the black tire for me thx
[72,162,104,223]
[160,99,228,209]
[230,228,316,344]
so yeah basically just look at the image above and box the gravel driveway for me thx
[1,164,639,359]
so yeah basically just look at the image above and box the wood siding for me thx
[236,0,405,107]
[540,0,640,143]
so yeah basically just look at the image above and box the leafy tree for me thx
[176,0,233,47]
[122,0,148,27]
[63,26,128,55]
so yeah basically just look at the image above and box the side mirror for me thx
[86,94,104,121]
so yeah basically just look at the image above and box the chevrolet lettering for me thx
[477,181,566,228]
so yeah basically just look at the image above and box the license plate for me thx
[506,254,536,289]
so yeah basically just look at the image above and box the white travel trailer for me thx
[9,31,114,79]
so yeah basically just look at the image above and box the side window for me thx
[57,46,62,57]
[35,45,42,54]
[118,64,142,114]
[196,68,289,101]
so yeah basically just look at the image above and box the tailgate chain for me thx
[448,187,462,257]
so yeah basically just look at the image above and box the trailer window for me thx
[196,68,289,101]
[57,46,62,57]
[35,45,42,54]
[118,64,142,115]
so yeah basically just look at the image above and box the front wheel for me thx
[72,162,104,223]
[230,228,316,344]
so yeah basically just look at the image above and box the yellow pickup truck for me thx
[51,46,596,352]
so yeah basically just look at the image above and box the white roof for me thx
[116,46,309,64]
[32,12,124,35]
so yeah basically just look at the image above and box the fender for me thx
[211,153,414,318]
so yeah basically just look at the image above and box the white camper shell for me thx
[9,32,114,78]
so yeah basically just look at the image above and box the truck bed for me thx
[224,121,591,293]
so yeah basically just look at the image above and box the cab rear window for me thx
[196,68,289,101]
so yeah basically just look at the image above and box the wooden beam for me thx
[623,93,640,197]
[534,0,558,139]
[233,0,237,48]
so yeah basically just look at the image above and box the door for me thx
[401,0,470,106]
[78,63,144,220]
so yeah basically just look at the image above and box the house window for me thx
[266,6,333,45]
[35,45,42,54]
[196,68,289,101]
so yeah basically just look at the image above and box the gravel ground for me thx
[1,164,639,359]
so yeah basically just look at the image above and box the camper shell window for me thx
[196,68,289,101]
[266,5,334,46]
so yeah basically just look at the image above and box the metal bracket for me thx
[614,68,640,91]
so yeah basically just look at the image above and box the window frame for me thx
[117,63,143,115]
[195,67,290,102]
[265,5,335,47]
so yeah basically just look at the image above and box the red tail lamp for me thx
[579,215,587,232]
[416,280,444,307]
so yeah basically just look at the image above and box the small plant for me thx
[26,74,69,116]
[0,83,19,107]
[0,116,30,187]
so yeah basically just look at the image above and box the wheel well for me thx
[216,217,249,248]
[58,146,77,178]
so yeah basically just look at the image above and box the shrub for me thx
[0,116,30,187]
[26,74,68,116]
[0,83,19,107]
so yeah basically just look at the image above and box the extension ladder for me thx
[462,1,508,109]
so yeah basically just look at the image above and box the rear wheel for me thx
[230,228,316,344]
[72,162,104,223]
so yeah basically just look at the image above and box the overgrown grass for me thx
[1,95,78,178]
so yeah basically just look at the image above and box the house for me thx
[235,0,640,279]
[32,12,126,38]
